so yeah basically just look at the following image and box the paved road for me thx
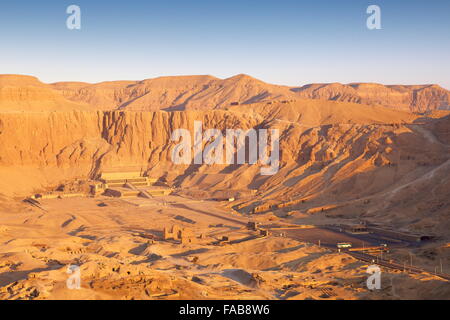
[171,203,248,227]
[275,225,450,281]
[276,226,409,249]
[348,251,450,281]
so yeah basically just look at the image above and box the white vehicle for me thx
[337,242,352,249]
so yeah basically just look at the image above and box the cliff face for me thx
[0,97,422,178]
[410,85,450,112]
[0,107,448,196]
[1,108,449,234]
[0,110,261,195]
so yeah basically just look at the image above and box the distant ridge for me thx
[0,74,448,112]
[293,82,450,112]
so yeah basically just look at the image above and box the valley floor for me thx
[0,195,448,300]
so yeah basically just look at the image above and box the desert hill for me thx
[0,75,90,112]
[293,82,450,112]
[51,74,296,111]
[1,74,450,300]
[2,74,449,112]
[52,75,450,112]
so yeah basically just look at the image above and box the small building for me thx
[90,182,105,196]
[259,229,270,237]
[349,224,368,234]
[247,221,260,231]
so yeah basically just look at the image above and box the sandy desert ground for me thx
[0,74,449,300]
[1,194,449,300]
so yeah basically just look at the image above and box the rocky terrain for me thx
[0,74,449,300]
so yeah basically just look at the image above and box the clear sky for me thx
[1,0,449,88]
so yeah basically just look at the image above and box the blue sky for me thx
[0,0,449,88]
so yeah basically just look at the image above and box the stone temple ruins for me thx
[91,171,172,198]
